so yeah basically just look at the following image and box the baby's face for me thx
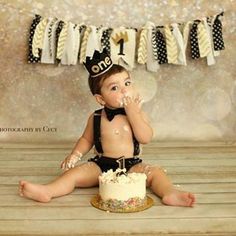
[100,71,135,108]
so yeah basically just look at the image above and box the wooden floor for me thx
[0,142,236,236]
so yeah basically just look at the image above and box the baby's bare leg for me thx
[129,163,195,207]
[19,162,101,203]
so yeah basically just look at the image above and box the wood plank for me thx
[142,146,236,152]
[1,145,236,153]
[0,143,74,149]
[1,142,236,152]
[0,192,236,207]
[0,149,71,155]
[1,204,236,220]
[0,153,68,160]
[1,141,236,149]
[144,141,236,147]
[178,183,236,193]
[194,193,236,204]
[0,218,236,235]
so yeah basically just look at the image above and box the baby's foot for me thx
[19,180,51,203]
[162,190,195,207]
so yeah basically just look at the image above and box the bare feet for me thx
[19,180,51,203]
[162,190,196,207]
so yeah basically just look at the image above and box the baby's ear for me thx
[94,94,105,106]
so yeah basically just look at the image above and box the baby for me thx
[19,49,195,207]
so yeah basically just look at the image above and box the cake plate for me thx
[90,194,154,213]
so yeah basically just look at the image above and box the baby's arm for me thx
[61,114,94,170]
[123,95,153,144]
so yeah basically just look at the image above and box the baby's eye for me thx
[125,81,132,86]
[111,86,118,91]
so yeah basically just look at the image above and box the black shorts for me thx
[88,155,142,172]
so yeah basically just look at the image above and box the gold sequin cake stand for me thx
[91,195,154,213]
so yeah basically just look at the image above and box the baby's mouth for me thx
[116,97,125,107]
[118,99,124,107]
[117,92,133,107]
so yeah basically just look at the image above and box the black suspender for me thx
[93,108,140,156]
[133,136,140,156]
[93,109,103,154]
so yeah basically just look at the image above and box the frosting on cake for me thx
[98,168,147,210]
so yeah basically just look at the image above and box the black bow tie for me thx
[104,107,126,121]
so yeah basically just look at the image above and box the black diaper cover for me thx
[88,155,142,172]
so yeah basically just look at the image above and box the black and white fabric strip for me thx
[79,25,86,34]
[212,12,225,51]
[155,27,168,64]
[151,28,158,60]
[28,14,42,63]
[101,28,113,56]
[190,21,200,59]
[206,16,212,27]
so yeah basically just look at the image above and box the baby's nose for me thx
[121,87,127,94]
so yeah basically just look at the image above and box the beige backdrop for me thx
[0,0,235,144]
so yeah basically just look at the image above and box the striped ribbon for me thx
[56,21,68,60]
[197,22,211,58]
[79,26,92,64]
[137,29,148,64]
[32,18,48,57]
[164,25,178,64]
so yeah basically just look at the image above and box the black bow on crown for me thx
[104,107,126,121]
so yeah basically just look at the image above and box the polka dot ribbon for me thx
[155,27,168,64]
[212,12,225,51]
[190,21,200,59]
[28,14,42,63]
[101,28,113,56]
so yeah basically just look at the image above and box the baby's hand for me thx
[61,151,82,170]
[123,94,143,114]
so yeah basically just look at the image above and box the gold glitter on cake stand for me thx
[90,195,154,213]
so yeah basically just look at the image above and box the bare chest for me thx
[100,115,133,139]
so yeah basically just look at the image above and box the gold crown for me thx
[111,31,129,45]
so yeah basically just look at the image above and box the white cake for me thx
[98,168,147,211]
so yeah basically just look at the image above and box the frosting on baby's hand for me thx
[61,151,82,170]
